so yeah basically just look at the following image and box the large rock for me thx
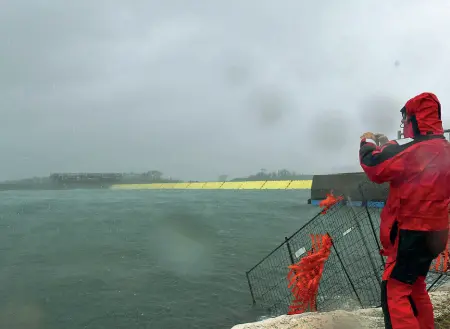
[232,289,449,329]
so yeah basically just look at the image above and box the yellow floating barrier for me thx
[159,183,177,189]
[286,180,313,189]
[110,180,312,190]
[202,182,224,189]
[185,182,206,189]
[172,182,191,189]
[261,180,291,189]
[220,182,244,189]
[239,181,266,189]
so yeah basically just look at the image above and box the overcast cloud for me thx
[1,0,450,181]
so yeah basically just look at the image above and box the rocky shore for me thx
[232,284,450,329]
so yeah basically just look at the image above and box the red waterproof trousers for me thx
[380,229,448,329]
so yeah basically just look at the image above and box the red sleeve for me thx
[359,138,412,184]
[447,147,450,202]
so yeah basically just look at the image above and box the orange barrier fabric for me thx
[432,241,449,273]
[431,215,449,273]
[318,192,343,214]
[287,234,333,315]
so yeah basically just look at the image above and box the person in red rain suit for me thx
[359,92,450,329]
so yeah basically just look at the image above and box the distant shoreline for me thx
[110,180,312,190]
[0,170,313,191]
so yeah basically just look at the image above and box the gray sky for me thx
[1,0,450,181]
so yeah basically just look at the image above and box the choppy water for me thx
[0,189,317,329]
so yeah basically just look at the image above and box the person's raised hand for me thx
[360,132,376,140]
[374,133,389,146]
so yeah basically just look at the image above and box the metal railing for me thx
[397,128,450,140]
[246,181,449,316]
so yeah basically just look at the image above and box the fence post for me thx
[285,237,295,264]
[365,207,386,268]
[347,196,383,287]
[427,273,444,292]
[358,185,386,267]
[330,236,363,308]
[246,271,256,305]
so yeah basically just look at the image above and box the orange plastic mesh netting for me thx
[431,240,449,273]
[286,234,333,315]
[430,214,449,273]
[318,192,343,215]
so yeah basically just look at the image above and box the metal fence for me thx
[397,128,450,140]
[246,181,449,316]
[358,181,450,293]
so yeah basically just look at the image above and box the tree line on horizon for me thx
[137,169,312,182]
[1,169,312,185]
[223,169,313,182]
[46,169,311,182]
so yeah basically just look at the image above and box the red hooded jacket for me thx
[359,93,450,257]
